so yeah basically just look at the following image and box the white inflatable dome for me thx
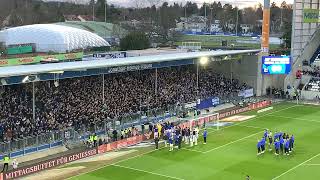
[0,24,110,53]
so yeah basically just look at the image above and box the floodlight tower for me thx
[261,0,270,53]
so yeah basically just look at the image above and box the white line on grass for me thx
[205,105,298,133]
[203,130,264,154]
[181,147,205,153]
[228,104,300,128]
[68,146,166,180]
[303,164,320,166]
[112,164,185,180]
[266,115,320,124]
[272,153,320,180]
[237,124,265,129]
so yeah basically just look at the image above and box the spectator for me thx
[0,65,250,142]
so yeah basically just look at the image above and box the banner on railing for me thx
[98,135,144,154]
[196,97,220,109]
[238,88,254,98]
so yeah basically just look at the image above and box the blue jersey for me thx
[203,130,207,138]
[285,140,290,148]
[257,141,261,148]
[280,137,284,145]
[260,138,266,146]
[290,136,294,143]
[168,137,173,144]
[279,132,283,138]
[274,133,278,140]
[166,131,171,138]
[264,131,268,138]
[274,141,280,149]
[175,135,179,142]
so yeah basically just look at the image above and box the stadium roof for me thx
[0,49,260,78]
[0,24,110,53]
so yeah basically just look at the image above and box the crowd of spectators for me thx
[0,65,250,142]
[302,66,320,78]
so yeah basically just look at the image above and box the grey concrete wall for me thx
[208,55,259,95]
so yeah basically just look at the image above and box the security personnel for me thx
[2,154,10,172]
[93,134,98,147]
[120,129,124,139]
[89,135,94,147]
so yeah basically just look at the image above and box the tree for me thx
[281,21,292,48]
[120,32,150,50]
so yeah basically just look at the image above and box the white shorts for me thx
[170,144,173,147]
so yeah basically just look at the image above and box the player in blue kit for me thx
[289,134,294,152]
[257,139,261,155]
[203,129,207,144]
[284,137,290,155]
[264,129,268,140]
[279,136,284,154]
[274,139,280,155]
[260,137,266,153]
[169,135,174,152]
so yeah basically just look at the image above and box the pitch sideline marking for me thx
[68,147,166,180]
[203,130,264,154]
[303,164,320,166]
[237,124,265,129]
[112,164,185,180]
[272,153,320,180]
[181,147,205,153]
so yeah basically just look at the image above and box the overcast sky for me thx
[46,0,294,8]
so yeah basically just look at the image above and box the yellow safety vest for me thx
[94,135,98,141]
[4,156,9,164]
[89,135,94,142]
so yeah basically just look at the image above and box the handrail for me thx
[285,25,320,90]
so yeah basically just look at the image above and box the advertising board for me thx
[262,56,291,74]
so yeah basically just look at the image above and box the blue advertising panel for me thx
[262,56,291,74]
[196,97,220,109]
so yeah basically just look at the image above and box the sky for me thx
[45,0,294,8]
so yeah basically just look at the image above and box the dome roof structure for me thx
[0,24,110,53]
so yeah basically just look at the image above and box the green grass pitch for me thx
[71,103,320,180]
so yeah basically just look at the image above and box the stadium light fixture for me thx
[22,76,30,83]
[0,79,7,85]
[199,57,209,65]
[22,75,39,83]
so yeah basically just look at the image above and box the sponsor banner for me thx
[196,97,220,109]
[238,88,254,98]
[219,100,271,120]
[4,148,97,179]
[303,9,320,23]
[184,101,197,108]
[0,52,84,67]
[92,52,127,59]
[107,64,153,73]
[98,135,144,154]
